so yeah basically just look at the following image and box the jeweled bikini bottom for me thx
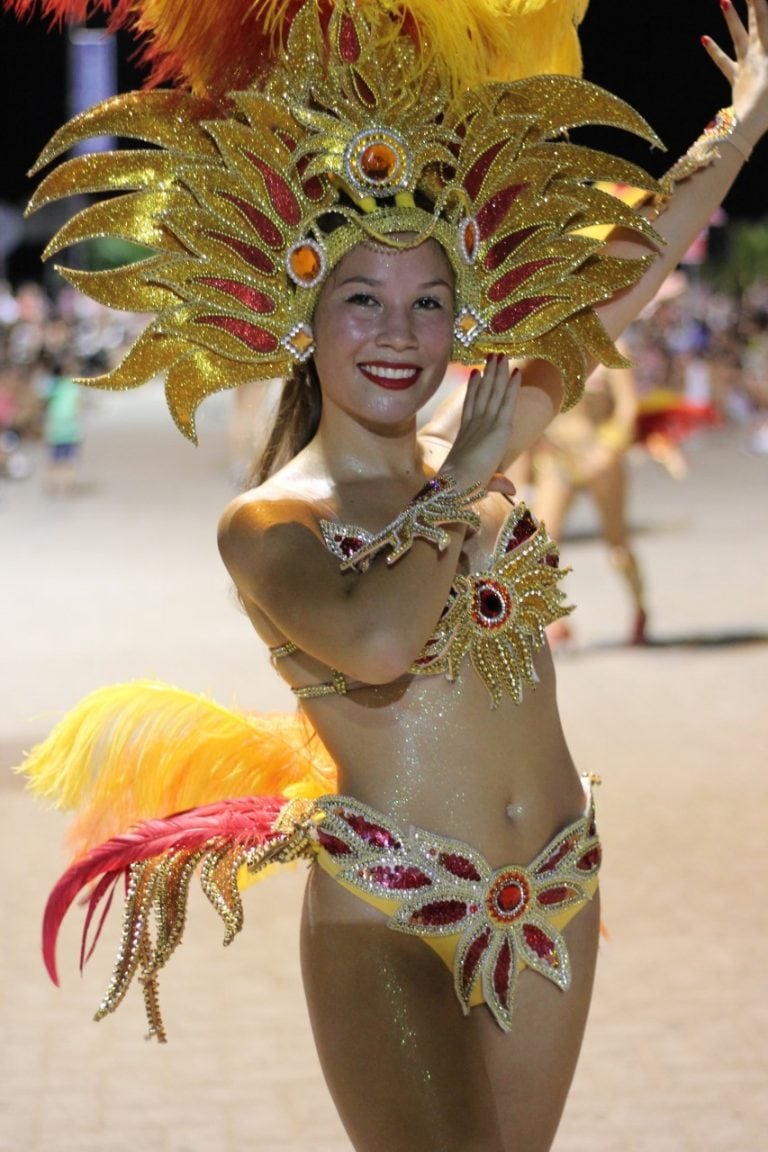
[310,786,601,1031]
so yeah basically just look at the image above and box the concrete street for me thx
[2,383,767,1151]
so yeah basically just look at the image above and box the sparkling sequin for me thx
[413,501,572,706]
[28,0,663,438]
[312,792,600,1030]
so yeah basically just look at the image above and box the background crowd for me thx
[2,267,768,489]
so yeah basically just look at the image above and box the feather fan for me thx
[6,0,590,99]
[17,680,336,860]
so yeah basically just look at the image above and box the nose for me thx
[375,304,416,349]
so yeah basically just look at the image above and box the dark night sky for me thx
[1,2,766,213]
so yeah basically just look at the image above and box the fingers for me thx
[478,355,519,417]
[701,33,737,81]
[462,356,518,422]
[752,0,768,46]
[720,0,749,57]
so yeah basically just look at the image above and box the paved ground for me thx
[1,384,767,1151]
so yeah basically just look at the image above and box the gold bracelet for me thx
[320,474,486,572]
[655,106,753,210]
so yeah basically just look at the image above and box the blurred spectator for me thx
[40,353,84,495]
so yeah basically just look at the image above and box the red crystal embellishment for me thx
[410,900,468,927]
[505,509,537,552]
[472,580,512,630]
[522,923,558,966]
[535,836,576,875]
[193,315,279,352]
[537,884,580,907]
[316,828,352,856]
[364,864,432,890]
[344,812,400,850]
[462,927,491,995]
[576,845,602,872]
[493,939,512,1001]
[487,869,530,923]
[438,852,482,881]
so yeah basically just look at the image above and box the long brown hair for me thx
[250,360,322,487]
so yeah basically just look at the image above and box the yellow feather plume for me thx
[19,682,337,861]
[12,1,590,99]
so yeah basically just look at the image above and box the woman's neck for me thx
[310,409,427,486]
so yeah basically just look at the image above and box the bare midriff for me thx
[280,641,584,871]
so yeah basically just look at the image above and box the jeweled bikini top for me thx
[271,501,571,708]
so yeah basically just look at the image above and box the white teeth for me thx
[360,364,416,380]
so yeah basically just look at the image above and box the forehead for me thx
[332,238,453,285]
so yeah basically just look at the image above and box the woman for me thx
[519,350,649,648]
[16,1,768,1150]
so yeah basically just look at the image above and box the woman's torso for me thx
[238,480,584,867]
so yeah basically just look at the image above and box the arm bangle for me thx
[321,474,486,572]
[654,106,753,211]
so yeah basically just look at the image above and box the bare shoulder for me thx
[217,478,327,603]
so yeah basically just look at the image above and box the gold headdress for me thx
[18,0,663,439]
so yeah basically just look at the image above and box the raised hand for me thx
[703,0,768,145]
[442,355,521,492]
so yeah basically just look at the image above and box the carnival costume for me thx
[10,0,750,1040]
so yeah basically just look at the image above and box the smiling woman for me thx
[10,1,768,1150]
[312,241,455,416]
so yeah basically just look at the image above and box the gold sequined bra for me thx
[271,501,571,707]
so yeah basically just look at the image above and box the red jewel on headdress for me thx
[194,315,279,352]
[483,226,539,272]
[490,296,554,334]
[197,276,275,313]
[459,216,480,265]
[217,193,284,247]
[488,258,560,303]
[476,183,528,239]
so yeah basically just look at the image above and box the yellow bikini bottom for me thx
[310,787,601,1032]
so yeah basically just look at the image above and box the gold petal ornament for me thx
[16,0,664,439]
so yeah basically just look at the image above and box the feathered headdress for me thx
[10,0,663,439]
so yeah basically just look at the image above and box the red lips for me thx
[358,361,421,389]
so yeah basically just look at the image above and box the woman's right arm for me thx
[218,361,519,685]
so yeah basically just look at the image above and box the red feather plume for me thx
[42,794,286,985]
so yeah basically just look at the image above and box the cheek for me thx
[420,313,454,359]
[314,305,371,354]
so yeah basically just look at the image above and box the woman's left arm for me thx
[597,0,768,340]
[425,1,768,467]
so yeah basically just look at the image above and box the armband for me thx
[651,106,753,216]
[320,475,486,573]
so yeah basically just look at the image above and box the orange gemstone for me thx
[290,325,314,355]
[464,220,477,257]
[289,244,322,283]
[359,142,397,182]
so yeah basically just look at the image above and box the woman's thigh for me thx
[300,866,600,1152]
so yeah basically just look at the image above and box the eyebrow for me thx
[338,275,453,289]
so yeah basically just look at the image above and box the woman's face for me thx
[312,238,454,430]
